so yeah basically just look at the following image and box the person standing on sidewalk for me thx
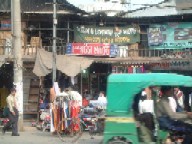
[2,88,20,136]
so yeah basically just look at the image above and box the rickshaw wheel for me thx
[108,140,130,144]
[108,137,131,144]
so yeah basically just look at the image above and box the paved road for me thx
[0,127,103,144]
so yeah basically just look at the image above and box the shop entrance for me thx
[0,63,13,117]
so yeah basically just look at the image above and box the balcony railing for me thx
[0,45,65,56]
[0,45,191,59]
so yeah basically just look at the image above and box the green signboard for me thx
[149,22,192,49]
[74,25,140,44]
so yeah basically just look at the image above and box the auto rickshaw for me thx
[103,73,192,144]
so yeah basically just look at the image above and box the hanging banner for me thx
[149,22,192,49]
[74,25,140,44]
[66,43,118,57]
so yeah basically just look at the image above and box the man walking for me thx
[2,88,20,136]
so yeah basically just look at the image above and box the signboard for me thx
[0,20,11,30]
[149,22,192,49]
[147,28,163,46]
[150,61,191,70]
[74,25,140,44]
[66,43,118,57]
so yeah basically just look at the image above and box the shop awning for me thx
[56,55,93,77]
[33,49,191,76]
[33,49,93,77]
[89,57,162,64]
[33,49,52,77]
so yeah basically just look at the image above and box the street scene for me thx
[1,0,192,144]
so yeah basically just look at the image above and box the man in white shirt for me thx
[2,88,19,136]
[168,96,177,112]
[98,91,107,104]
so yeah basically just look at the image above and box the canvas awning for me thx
[33,49,93,77]
[33,49,52,76]
[33,49,191,77]
[56,55,93,77]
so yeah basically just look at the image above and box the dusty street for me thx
[0,127,103,144]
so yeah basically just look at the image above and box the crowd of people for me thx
[137,86,192,143]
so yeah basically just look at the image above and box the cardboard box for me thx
[128,43,139,57]
[30,37,42,47]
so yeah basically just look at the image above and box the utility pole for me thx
[52,0,57,85]
[12,0,23,131]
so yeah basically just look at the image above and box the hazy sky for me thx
[68,0,95,6]
[67,0,164,7]
[67,0,165,13]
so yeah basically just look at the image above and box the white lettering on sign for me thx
[123,28,137,35]
[95,29,114,36]
[93,47,109,55]
[79,46,93,55]
[76,27,90,34]
[71,43,111,56]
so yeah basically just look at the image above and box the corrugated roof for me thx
[122,0,192,18]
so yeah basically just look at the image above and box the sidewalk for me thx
[0,124,103,144]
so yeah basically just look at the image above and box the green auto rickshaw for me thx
[103,73,192,144]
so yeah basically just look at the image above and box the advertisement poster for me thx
[149,22,192,49]
[147,27,163,46]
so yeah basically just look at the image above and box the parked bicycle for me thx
[57,117,82,143]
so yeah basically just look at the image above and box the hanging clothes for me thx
[137,66,142,73]
[112,66,116,73]
[133,67,137,73]
[128,66,133,73]
[141,65,145,73]
[70,101,80,132]
[50,105,55,132]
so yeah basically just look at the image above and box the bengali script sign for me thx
[74,25,140,44]
[66,43,118,57]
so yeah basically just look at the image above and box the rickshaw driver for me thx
[156,86,192,143]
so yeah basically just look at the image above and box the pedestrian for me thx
[98,91,107,104]
[168,96,177,112]
[138,90,154,114]
[174,87,184,112]
[2,88,20,136]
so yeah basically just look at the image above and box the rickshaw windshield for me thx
[106,73,192,116]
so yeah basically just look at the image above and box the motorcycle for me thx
[79,106,105,136]
[36,109,51,132]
